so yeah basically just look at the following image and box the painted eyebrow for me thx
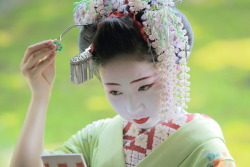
[130,76,152,84]
[104,74,154,86]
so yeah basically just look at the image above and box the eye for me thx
[109,90,122,96]
[138,83,154,91]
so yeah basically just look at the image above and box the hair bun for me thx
[78,24,97,53]
[171,7,194,52]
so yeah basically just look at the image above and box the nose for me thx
[126,94,144,115]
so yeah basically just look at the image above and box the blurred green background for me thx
[0,0,249,166]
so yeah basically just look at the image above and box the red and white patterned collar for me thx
[122,113,211,167]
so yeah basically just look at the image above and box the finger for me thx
[42,52,56,84]
[22,46,56,70]
[45,50,57,66]
[23,46,55,70]
[22,40,56,64]
[33,51,56,73]
[23,40,52,62]
[36,47,58,65]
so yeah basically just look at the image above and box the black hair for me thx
[92,15,152,66]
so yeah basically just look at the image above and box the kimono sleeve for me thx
[180,138,236,167]
[43,118,111,166]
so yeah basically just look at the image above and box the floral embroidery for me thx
[154,124,170,139]
[205,152,235,167]
[134,134,148,149]
[172,114,188,126]
[123,113,210,167]
[127,124,140,137]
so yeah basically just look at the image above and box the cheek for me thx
[143,84,162,104]
[106,94,126,115]
[155,80,164,92]
[152,82,164,101]
[140,87,163,115]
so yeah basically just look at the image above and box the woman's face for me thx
[100,55,163,129]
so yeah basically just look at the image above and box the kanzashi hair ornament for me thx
[73,0,192,118]
[53,42,63,51]
[52,24,95,83]
[54,24,85,51]
[70,46,94,84]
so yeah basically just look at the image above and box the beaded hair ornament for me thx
[67,0,192,118]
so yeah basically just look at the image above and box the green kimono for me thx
[45,115,235,167]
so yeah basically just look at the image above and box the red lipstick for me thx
[133,117,149,124]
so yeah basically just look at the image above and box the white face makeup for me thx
[100,56,163,129]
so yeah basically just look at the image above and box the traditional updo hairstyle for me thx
[78,7,194,67]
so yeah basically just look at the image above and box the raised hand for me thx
[20,40,58,96]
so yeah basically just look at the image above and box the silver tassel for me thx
[70,47,94,84]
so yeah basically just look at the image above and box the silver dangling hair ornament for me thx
[70,46,94,84]
[54,24,95,84]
